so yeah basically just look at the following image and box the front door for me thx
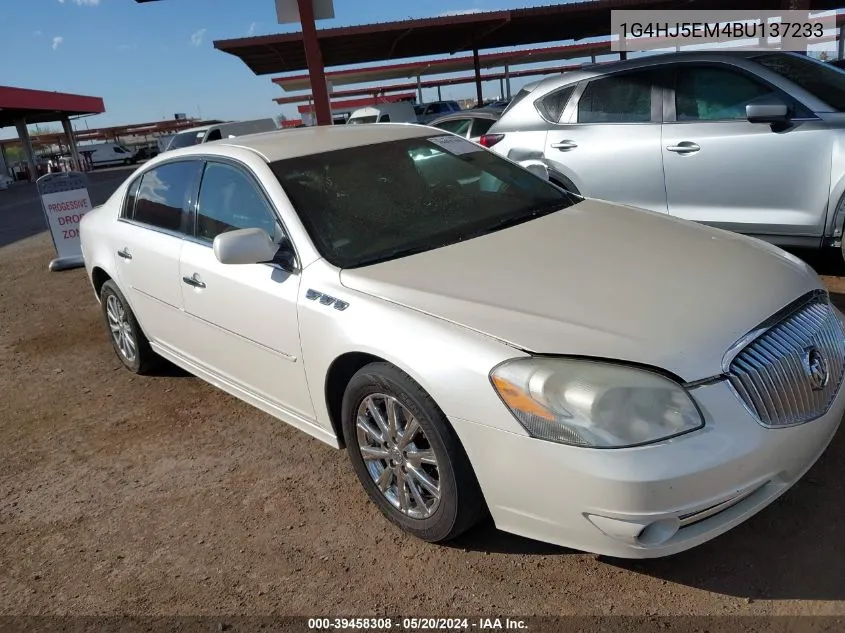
[662,63,832,241]
[178,160,314,421]
[545,68,668,213]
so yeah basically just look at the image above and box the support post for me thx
[61,117,81,172]
[504,63,511,98]
[437,85,442,101]
[298,0,332,126]
[417,75,422,104]
[473,48,483,106]
[499,77,504,99]
[839,23,844,60]
[620,50,627,60]
[14,119,38,182]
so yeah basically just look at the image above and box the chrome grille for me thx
[727,292,845,428]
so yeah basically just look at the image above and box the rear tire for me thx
[99,280,160,374]
[341,362,486,543]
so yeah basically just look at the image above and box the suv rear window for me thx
[501,87,534,116]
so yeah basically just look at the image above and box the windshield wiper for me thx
[459,201,567,242]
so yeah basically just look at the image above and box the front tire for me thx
[341,362,486,543]
[99,280,159,374]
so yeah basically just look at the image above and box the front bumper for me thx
[452,379,844,558]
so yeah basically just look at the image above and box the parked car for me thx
[80,124,844,559]
[828,59,845,70]
[0,173,12,190]
[165,119,278,151]
[414,101,462,124]
[429,108,501,143]
[75,142,136,168]
[347,102,418,124]
[487,51,845,261]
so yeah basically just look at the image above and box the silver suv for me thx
[486,51,845,258]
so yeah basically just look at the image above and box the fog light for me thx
[636,518,680,546]
[585,514,680,547]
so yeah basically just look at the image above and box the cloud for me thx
[438,8,483,16]
[59,0,101,5]
[248,22,257,36]
[34,30,42,36]
[118,43,137,51]
[190,28,207,47]
[52,36,64,51]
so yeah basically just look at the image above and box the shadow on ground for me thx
[0,167,135,249]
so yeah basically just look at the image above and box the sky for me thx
[1,0,564,138]
[4,2,840,140]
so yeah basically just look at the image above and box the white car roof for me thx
[166,123,434,163]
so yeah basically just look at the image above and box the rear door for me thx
[661,62,832,241]
[544,68,668,213]
[111,160,202,347]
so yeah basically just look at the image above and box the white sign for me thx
[276,0,334,24]
[41,187,92,267]
[428,135,484,155]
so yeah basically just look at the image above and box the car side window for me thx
[577,71,653,123]
[378,114,391,122]
[471,118,495,137]
[536,86,576,123]
[133,161,200,233]
[675,66,776,121]
[121,177,141,219]
[435,118,472,136]
[195,161,281,243]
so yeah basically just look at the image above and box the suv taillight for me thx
[479,133,504,148]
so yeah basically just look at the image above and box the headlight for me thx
[490,358,703,448]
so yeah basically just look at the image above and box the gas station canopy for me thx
[271,41,611,92]
[0,86,105,128]
[213,0,843,75]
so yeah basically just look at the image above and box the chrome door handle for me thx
[666,142,701,154]
[182,274,206,289]
[117,248,132,260]
[551,140,578,151]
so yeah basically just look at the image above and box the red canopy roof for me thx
[0,86,105,127]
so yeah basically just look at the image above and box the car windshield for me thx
[270,136,576,268]
[753,52,845,112]
[167,131,206,150]
[348,116,378,125]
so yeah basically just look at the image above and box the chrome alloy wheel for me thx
[106,293,137,363]
[356,393,441,519]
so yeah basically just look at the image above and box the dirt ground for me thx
[1,173,844,622]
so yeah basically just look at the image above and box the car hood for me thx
[340,199,822,382]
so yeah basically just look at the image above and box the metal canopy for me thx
[214,0,840,75]
[0,86,105,127]
[271,40,611,91]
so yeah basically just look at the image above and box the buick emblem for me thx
[805,347,829,391]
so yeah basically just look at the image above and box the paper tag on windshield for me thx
[428,135,483,155]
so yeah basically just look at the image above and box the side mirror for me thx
[519,159,550,181]
[746,98,789,124]
[213,228,293,268]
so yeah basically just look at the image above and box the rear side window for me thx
[133,161,201,233]
[471,118,496,137]
[435,118,472,135]
[535,86,575,122]
[378,114,391,122]
[577,71,653,123]
[205,129,222,141]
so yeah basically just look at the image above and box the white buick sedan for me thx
[80,124,844,558]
